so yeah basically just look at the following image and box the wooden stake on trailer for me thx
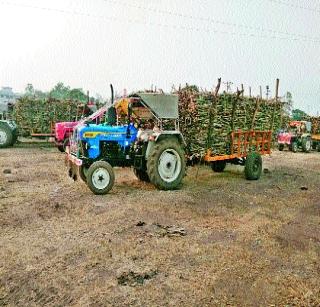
[270,78,280,131]
[206,78,221,149]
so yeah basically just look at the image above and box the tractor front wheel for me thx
[147,139,186,190]
[290,142,298,153]
[278,144,284,151]
[244,152,262,180]
[211,161,227,172]
[86,161,115,195]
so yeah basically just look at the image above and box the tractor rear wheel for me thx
[0,124,13,148]
[244,152,262,180]
[87,161,115,195]
[133,168,150,182]
[278,144,284,151]
[147,139,186,190]
[211,161,227,172]
[302,137,311,153]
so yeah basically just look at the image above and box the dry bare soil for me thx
[0,145,319,306]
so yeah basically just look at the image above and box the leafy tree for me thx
[292,108,309,120]
[49,82,70,100]
[24,83,35,97]
[68,88,87,102]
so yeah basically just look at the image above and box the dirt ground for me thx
[0,145,319,306]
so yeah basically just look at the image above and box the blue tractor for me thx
[66,86,186,194]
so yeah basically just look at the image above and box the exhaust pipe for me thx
[110,84,114,105]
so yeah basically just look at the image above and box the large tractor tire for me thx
[244,152,262,180]
[211,161,227,172]
[302,137,312,153]
[133,168,150,182]
[86,161,115,195]
[79,165,89,182]
[147,139,186,190]
[278,144,284,151]
[0,124,13,148]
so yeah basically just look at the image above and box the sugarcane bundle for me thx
[175,84,284,160]
[310,116,320,134]
[13,97,84,136]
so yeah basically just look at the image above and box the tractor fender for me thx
[145,131,186,160]
[301,133,311,138]
[154,131,186,146]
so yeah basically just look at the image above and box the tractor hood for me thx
[137,93,179,119]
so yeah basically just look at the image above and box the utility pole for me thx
[266,85,270,100]
[223,81,233,93]
[259,86,262,98]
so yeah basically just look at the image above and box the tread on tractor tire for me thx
[211,161,227,172]
[133,168,150,182]
[86,161,115,195]
[0,124,13,148]
[301,137,311,153]
[79,165,89,182]
[147,138,186,190]
[244,152,262,180]
[278,144,284,151]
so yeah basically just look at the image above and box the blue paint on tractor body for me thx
[78,123,138,159]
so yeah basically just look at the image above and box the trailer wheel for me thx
[317,143,320,152]
[211,161,227,172]
[147,139,186,190]
[133,168,150,182]
[79,165,89,182]
[302,137,311,153]
[87,161,115,195]
[278,144,284,151]
[57,145,64,152]
[0,124,13,148]
[244,152,262,180]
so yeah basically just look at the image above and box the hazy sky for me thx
[0,0,319,114]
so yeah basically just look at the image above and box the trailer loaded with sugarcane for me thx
[176,78,283,180]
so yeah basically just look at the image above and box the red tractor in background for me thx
[277,121,312,153]
[55,105,107,152]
